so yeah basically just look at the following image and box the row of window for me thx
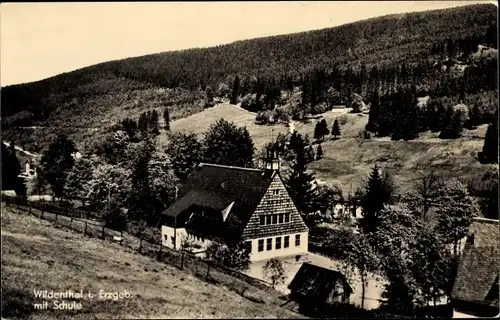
[259,213,291,225]
[257,234,301,252]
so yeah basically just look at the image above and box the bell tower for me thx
[264,147,280,171]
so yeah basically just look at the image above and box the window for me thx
[164,234,168,241]
[246,241,252,253]
[276,237,282,249]
[272,214,278,224]
[260,216,265,225]
[285,213,290,223]
[284,236,290,248]
[266,238,273,251]
[279,213,284,224]
[295,234,301,247]
[171,236,175,245]
[272,190,279,195]
[258,239,264,252]
[266,215,272,225]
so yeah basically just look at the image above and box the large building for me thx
[451,217,499,318]
[160,153,309,261]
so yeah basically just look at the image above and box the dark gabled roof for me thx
[162,163,275,238]
[451,217,500,307]
[288,262,353,299]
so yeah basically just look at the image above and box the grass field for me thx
[1,207,300,320]
[164,102,494,195]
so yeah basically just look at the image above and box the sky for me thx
[1,1,496,86]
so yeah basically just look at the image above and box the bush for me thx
[312,102,331,115]
[206,241,251,272]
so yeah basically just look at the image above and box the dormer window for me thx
[272,190,279,196]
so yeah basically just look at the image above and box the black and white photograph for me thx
[1,1,498,319]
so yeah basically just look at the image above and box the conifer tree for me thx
[313,121,322,141]
[316,144,324,160]
[284,145,319,227]
[450,109,465,138]
[307,145,315,163]
[331,119,341,139]
[230,75,241,105]
[151,110,160,135]
[359,165,395,236]
[164,107,170,131]
[433,100,447,133]
[319,119,329,140]
[366,90,380,132]
[439,107,455,139]
[479,111,498,164]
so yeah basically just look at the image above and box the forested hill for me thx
[1,3,497,151]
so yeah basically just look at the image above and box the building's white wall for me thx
[161,225,182,249]
[161,225,212,252]
[248,231,308,261]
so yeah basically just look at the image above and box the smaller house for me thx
[288,262,353,313]
[451,217,499,318]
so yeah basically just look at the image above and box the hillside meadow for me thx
[1,207,301,320]
[167,102,494,196]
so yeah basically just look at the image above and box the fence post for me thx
[157,244,163,261]
[29,205,32,215]
[84,221,87,236]
[138,230,142,253]
[55,213,58,222]
[205,261,211,280]
[101,225,105,240]
[120,231,123,246]
[181,251,185,270]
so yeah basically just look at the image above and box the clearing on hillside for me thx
[166,103,493,195]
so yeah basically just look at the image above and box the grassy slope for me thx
[1,207,299,320]
[168,102,495,195]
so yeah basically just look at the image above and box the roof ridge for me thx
[473,217,500,224]
[198,163,264,172]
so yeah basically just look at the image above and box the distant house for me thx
[160,151,309,261]
[331,202,363,221]
[288,262,353,312]
[19,160,37,179]
[450,217,499,318]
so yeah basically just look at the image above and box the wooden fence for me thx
[2,196,273,293]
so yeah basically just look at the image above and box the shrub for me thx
[312,102,331,115]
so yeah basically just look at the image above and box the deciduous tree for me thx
[165,132,204,181]
[203,119,254,168]
[40,135,77,200]
[263,258,286,288]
